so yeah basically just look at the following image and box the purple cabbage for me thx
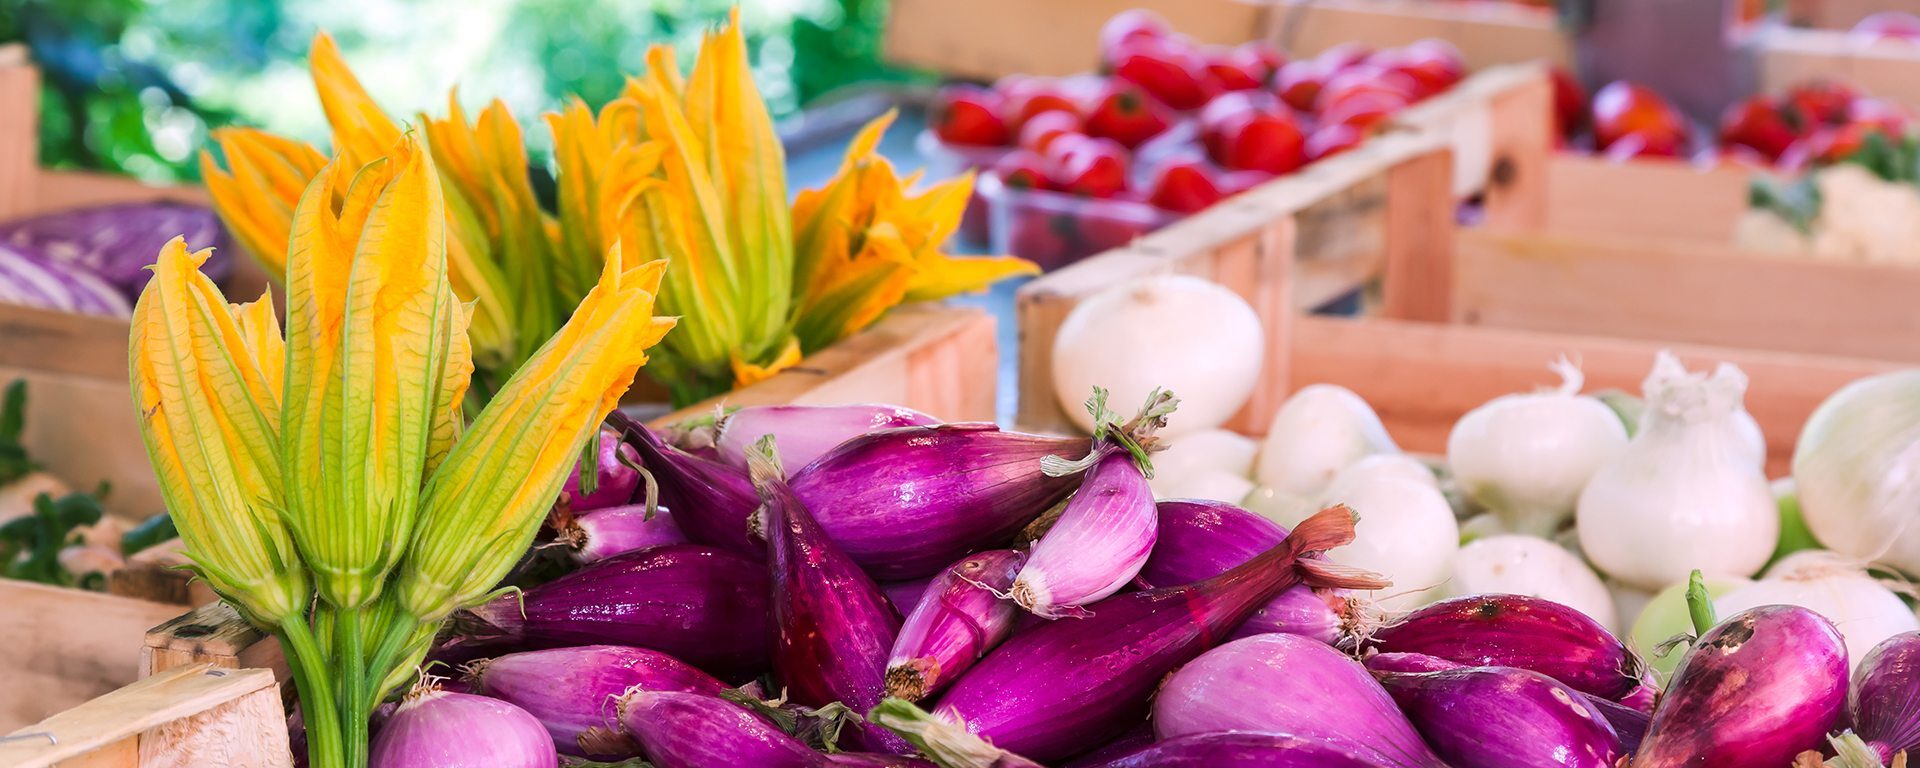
[464,645,727,759]
[557,504,688,563]
[1635,605,1848,767]
[0,242,131,316]
[0,201,232,297]
[369,689,555,768]
[1358,593,1643,701]
[790,423,1092,579]
[1853,632,1920,763]
[1012,451,1156,618]
[706,404,939,471]
[1154,633,1444,768]
[1139,499,1343,643]
[885,549,1025,701]
[463,544,771,680]
[609,411,762,557]
[1378,666,1624,768]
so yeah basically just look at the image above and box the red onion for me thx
[790,423,1092,579]
[882,577,934,615]
[1365,651,1650,753]
[369,688,556,768]
[868,699,1046,768]
[1852,631,1920,762]
[1075,732,1390,768]
[1358,593,1643,700]
[463,544,772,679]
[1059,727,1155,768]
[751,438,908,754]
[1635,605,1848,767]
[1013,451,1156,618]
[609,411,762,556]
[619,689,824,768]
[826,755,938,767]
[555,504,687,563]
[708,404,938,471]
[915,506,1387,762]
[559,429,642,512]
[1139,499,1342,642]
[1154,633,1444,768]
[885,549,1025,701]
[1378,666,1624,768]
[465,645,727,759]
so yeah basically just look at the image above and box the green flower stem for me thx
[279,618,342,768]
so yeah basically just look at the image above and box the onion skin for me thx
[1365,650,1650,752]
[465,645,727,759]
[753,444,909,754]
[1379,666,1624,768]
[929,506,1387,762]
[620,690,822,768]
[1139,499,1342,642]
[559,430,642,512]
[713,404,938,471]
[1075,732,1392,768]
[790,423,1092,579]
[881,577,934,616]
[464,544,772,680]
[1635,605,1848,768]
[1059,727,1156,768]
[610,412,763,556]
[886,549,1025,701]
[1852,631,1920,762]
[1360,593,1643,700]
[1013,452,1156,617]
[562,505,688,563]
[369,690,556,768]
[1155,633,1444,768]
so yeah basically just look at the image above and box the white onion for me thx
[1715,551,1920,672]
[1792,369,1920,574]
[1159,469,1256,505]
[1149,428,1259,499]
[1241,485,1315,528]
[1052,275,1264,438]
[1254,384,1396,498]
[1448,534,1616,629]
[1447,358,1629,536]
[1320,474,1458,613]
[1577,353,1778,590]
[1326,453,1437,494]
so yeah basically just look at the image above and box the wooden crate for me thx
[1783,0,1920,29]
[0,665,287,768]
[0,581,187,733]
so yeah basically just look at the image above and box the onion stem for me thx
[1685,570,1717,636]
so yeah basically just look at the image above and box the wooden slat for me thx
[1455,229,1920,363]
[885,0,1268,80]
[0,666,288,768]
[1269,0,1571,71]
[0,46,36,221]
[1536,154,1754,243]
[0,581,186,733]
[140,603,281,682]
[1380,147,1455,321]
[1784,0,1920,29]
[1757,26,1920,109]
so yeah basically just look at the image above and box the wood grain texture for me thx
[1538,154,1753,243]
[0,581,186,733]
[0,666,287,768]
[1757,26,1920,112]
[1269,0,1570,70]
[1783,0,1920,30]
[885,0,1268,79]
[0,47,36,222]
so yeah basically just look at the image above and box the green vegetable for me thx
[0,491,103,586]
[0,379,34,486]
[120,513,177,556]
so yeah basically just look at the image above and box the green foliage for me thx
[0,380,33,486]
[0,490,103,586]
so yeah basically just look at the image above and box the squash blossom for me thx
[131,133,671,768]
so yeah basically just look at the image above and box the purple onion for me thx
[620,690,822,768]
[881,577,933,616]
[1076,732,1390,768]
[916,506,1388,762]
[1060,726,1155,768]
[609,411,762,556]
[708,404,939,471]
[825,755,938,767]
[885,549,1025,701]
[1365,652,1650,753]
[369,689,556,768]
[1379,666,1623,768]
[1854,632,1920,762]
[0,201,232,297]
[790,423,1092,579]
[1619,681,1659,714]
[1358,594,1643,700]
[557,504,688,563]
[1013,451,1155,618]
[558,429,642,512]
[463,544,772,679]
[1155,633,1444,768]
[1635,605,1848,767]
[1139,499,1343,642]
[465,645,727,759]
[751,438,908,754]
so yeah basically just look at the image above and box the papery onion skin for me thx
[713,404,938,471]
[560,430,642,512]
[1074,731,1392,768]
[466,645,727,759]
[620,690,823,768]
[791,424,1092,579]
[563,505,689,563]
[1365,651,1651,753]
[1635,605,1848,768]
[1852,631,1920,762]
[610,412,764,556]
[1379,666,1624,768]
[1155,632,1445,768]
[886,549,1025,701]
[1014,452,1157,617]
[929,506,1387,763]
[1139,499,1340,642]
[464,544,772,680]
[369,690,556,768]
[1359,593,1643,700]
[753,441,909,754]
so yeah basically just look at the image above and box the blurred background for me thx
[3,0,926,182]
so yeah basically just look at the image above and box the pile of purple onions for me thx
[357,398,1920,768]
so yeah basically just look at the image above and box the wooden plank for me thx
[1453,229,1920,363]
[1784,0,1920,29]
[0,666,288,768]
[1537,154,1754,242]
[0,366,165,521]
[0,581,186,733]
[1289,315,1901,477]
[140,603,281,682]
[1380,147,1455,321]
[885,0,1268,79]
[1269,0,1571,71]
[1756,26,1920,108]
[0,46,36,221]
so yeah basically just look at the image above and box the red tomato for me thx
[1047,136,1131,198]
[1315,64,1419,113]
[1321,89,1411,131]
[1550,67,1588,137]
[992,149,1053,191]
[1373,39,1466,99]
[1218,111,1306,174]
[931,85,1010,146]
[1148,159,1226,213]
[1306,123,1365,161]
[996,76,1084,131]
[1275,58,1334,112]
[1083,82,1174,148]
[1848,97,1914,137]
[1198,91,1278,159]
[1099,9,1172,64]
[1019,112,1084,155]
[1111,37,1218,111]
[1785,80,1857,129]
[1717,96,1797,161]
[1007,207,1073,265]
[1203,44,1281,91]
[1591,81,1687,156]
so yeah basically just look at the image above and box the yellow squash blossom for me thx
[200,128,328,276]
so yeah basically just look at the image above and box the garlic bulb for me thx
[1576,352,1778,590]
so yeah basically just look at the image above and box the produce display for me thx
[0,200,230,317]
[925,10,1466,267]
